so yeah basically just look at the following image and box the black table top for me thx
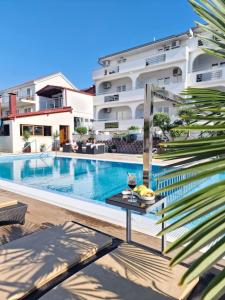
[106,193,164,214]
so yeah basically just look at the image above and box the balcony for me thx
[95,89,144,105]
[93,47,186,80]
[188,67,225,86]
[1,95,36,109]
[94,118,144,131]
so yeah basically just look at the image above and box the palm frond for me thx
[155,2,225,297]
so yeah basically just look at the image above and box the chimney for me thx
[9,92,16,117]
[0,96,2,118]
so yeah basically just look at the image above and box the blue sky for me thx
[0,0,200,90]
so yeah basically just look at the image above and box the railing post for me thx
[143,84,154,187]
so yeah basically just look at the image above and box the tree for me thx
[22,130,30,142]
[177,108,195,138]
[155,1,225,299]
[153,112,171,139]
[76,127,87,136]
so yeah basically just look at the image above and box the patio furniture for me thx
[0,201,27,225]
[0,221,114,300]
[40,243,199,300]
[106,193,164,243]
[62,143,72,152]
[86,144,105,154]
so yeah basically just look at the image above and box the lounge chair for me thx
[40,243,199,300]
[0,200,27,225]
[0,221,114,300]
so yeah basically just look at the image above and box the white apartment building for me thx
[93,27,225,133]
[0,72,94,152]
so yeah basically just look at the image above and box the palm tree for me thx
[155,1,225,299]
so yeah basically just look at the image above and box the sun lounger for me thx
[40,243,199,300]
[0,200,27,225]
[0,221,113,300]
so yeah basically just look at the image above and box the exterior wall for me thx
[0,120,14,152]
[93,29,225,133]
[66,90,93,129]
[0,73,76,114]
[0,111,74,153]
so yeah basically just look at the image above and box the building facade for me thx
[0,72,94,152]
[92,27,225,133]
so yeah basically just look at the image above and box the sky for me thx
[0,0,201,90]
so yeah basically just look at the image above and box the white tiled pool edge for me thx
[0,178,185,243]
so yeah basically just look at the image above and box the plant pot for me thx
[52,140,60,151]
[23,142,31,153]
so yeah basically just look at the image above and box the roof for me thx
[3,107,73,120]
[0,72,77,93]
[36,85,94,97]
[98,30,191,63]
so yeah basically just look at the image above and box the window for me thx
[24,107,32,113]
[20,124,52,136]
[163,107,169,114]
[117,57,127,64]
[212,63,218,69]
[105,122,119,129]
[27,88,31,97]
[164,45,170,51]
[116,85,126,92]
[0,124,10,136]
[85,118,89,122]
[44,126,52,136]
[34,126,43,135]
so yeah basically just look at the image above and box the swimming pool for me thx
[0,154,223,241]
[0,155,163,203]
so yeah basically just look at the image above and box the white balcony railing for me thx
[188,67,225,85]
[94,88,145,105]
[93,47,186,79]
[94,118,144,131]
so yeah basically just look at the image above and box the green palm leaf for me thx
[154,1,225,299]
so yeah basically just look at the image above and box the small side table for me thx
[106,193,164,243]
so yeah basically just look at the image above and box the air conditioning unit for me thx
[104,108,111,113]
[171,40,180,48]
[173,67,182,76]
[103,82,111,89]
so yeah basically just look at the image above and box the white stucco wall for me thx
[66,90,93,120]
[0,111,74,153]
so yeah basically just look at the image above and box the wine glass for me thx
[127,173,137,202]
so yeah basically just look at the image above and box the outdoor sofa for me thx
[0,199,27,225]
[86,144,105,154]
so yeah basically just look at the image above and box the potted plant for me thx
[22,130,31,153]
[40,143,46,152]
[52,130,60,151]
[76,127,87,139]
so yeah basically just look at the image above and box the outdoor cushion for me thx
[0,221,112,300]
[0,199,18,208]
[40,243,199,300]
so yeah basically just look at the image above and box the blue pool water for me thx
[0,155,163,202]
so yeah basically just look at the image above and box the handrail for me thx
[39,143,53,157]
